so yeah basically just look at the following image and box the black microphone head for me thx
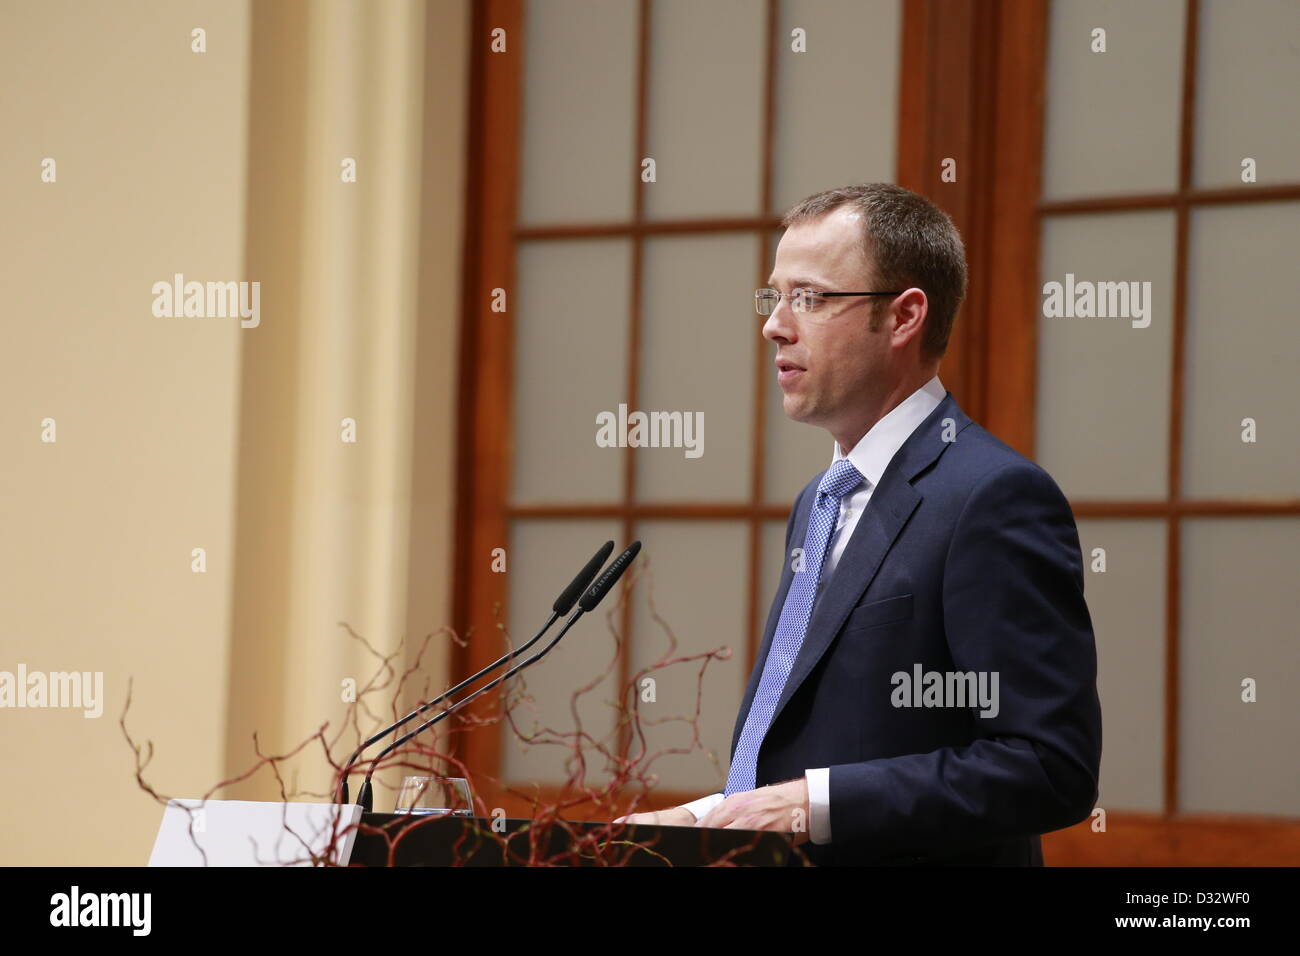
[578,541,642,613]
[554,541,615,614]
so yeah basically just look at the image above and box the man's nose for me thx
[762,302,797,343]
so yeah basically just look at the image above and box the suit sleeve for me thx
[826,461,1103,857]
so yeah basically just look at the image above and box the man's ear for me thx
[889,288,929,348]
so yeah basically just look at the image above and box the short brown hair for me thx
[781,183,967,360]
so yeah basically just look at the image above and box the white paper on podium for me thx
[148,799,364,867]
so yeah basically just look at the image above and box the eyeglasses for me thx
[754,288,903,316]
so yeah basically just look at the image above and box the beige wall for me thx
[0,0,468,865]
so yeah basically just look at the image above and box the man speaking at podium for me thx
[617,183,1102,866]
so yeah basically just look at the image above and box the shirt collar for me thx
[830,376,946,487]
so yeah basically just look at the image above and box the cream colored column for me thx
[226,0,443,799]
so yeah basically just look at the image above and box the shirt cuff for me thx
[806,768,831,843]
[678,791,725,823]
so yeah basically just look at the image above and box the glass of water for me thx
[393,776,474,817]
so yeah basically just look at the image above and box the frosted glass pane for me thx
[645,0,764,219]
[513,239,630,504]
[503,519,624,787]
[629,522,749,793]
[772,0,900,213]
[637,235,757,501]
[1183,203,1300,498]
[1043,0,1184,199]
[519,0,638,224]
[1195,0,1300,187]
[1036,212,1176,499]
[1179,518,1300,815]
[1076,519,1166,812]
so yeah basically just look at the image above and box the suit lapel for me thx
[733,393,973,761]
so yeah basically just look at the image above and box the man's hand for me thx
[612,806,697,828]
[695,778,811,845]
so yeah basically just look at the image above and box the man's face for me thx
[763,206,892,438]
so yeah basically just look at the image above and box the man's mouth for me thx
[776,357,806,386]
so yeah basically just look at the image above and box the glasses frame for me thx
[754,288,904,316]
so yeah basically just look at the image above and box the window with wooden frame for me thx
[451,0,1299,863]
[1028,0,1300,862]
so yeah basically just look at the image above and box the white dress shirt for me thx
[678,376,946,843]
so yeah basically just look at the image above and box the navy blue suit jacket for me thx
[734,391,1103,866]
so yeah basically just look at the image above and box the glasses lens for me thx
[792,290,819,314]
[755,290,777,316]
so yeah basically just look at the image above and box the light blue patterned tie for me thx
[725,458,864,795]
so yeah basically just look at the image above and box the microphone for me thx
[336,540,615,804]
[578,539,640,613]
[356,541,642,812]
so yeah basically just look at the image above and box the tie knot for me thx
[817,459,863,503]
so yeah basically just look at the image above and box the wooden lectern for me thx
[351,813,796,866]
